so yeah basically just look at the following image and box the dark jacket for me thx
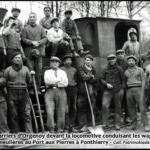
[21,24,47,57]
[101,63,125,93]
[77,64,99,96]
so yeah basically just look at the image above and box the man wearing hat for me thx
[44,56,68,133]
[4,8,23,33]
[101,54,125,130]
[116,49,130,123]
[39,7,52,32]
[4,52,33,133]
[60,54,78,132]
[125,55,150,132]
[61,10,89,56]
[122,31,140,65]
[77,54,98,131]
[47,18,79,58]
[3,16,25,66]
[21,12,47,95]
[144,51,150,109]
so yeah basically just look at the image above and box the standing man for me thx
[4,8,23,33]
[61,10,89,56]
[44,56,68,133]
[122,31,140,65]
[3,17,25,66]
[101,54,125,130]
[21,12,47,94]
[4,52,33,133]
[125,55,150,132]
[77,54,98,131]
[116,49,130,123]
[39,7,52,33]
[47,18,79,58]
[61,54,78,132]
[0,71,9,133]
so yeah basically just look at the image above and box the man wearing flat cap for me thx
[125,55,150,132]
[77,54,98,132]
[145,51,150,109]
[116,49,130,123]
[122,31,141,65]
[61,10,89,56]
[101,54,125,130]
[60,54,78,132]
[4,7,23,34]
[47,18,79,58]
[44,56,68,133]
[21,12,47,95]
[4,52,33,133]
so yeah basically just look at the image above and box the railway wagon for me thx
[74,17,141,77]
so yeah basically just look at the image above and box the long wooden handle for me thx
[29,97,39,133]
[32,75,45,132]
[84,81,95,127]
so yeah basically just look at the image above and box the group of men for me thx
[0,6,149,134]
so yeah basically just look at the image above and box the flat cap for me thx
[129,31,137,37]
[11,51,22,59]
[62,54,74,61]
[51,18,59,24]
[127,55,137,61]
[11,8,21,13]
[107,54,116,60]
[116,49,125,54]
[85,54,94,61]
[50,56,61,63]
[64,10,72,15]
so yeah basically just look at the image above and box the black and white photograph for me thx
[0,0,150,149]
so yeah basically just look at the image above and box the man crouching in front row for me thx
[125,55,150,132]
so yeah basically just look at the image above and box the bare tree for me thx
[126,1,150,19]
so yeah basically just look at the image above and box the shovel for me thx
[84,81,104,134]
[32,74,45,132]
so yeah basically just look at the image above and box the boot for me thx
[79,49,90,56]
[80,124,88,132]
[115,124,120,130]
[69,126,79,133]
[72,51,80,57]
[126,123,137,130]
[144,125,150,132]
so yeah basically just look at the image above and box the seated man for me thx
[61,10,89,56]
[47,18,79,58]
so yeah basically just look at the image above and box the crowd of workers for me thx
[0,6,149,134]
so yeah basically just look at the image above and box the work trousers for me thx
[7,89,33,133]
[77,94,96,126]
[0,90,9,133]
[44,88,67,132]
[26,56,42,91]
[102,89,123,126]
[126,87,148,126]
[65,86,77,129]
[69,35,83,51]
[51,39,74,58]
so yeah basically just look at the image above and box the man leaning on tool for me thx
[4,52,33,133]
[101,54,125,130]
[125,55,150,132]
[44,56,68,133]
[77,54,98,132]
